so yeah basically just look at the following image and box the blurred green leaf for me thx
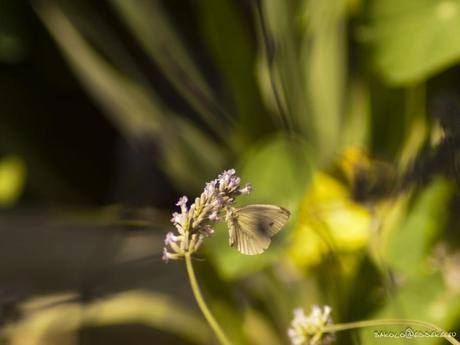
[239,135,313,208]
[87,291,212,344]
[258,0,308,130]
[260,0,348,163]
[384,179,454,277]
[36,1,165,140]
[370,0,460,84]
[243,309,283,345]
[109,0,226,134]
[398,84,428,171]
[302,0,347,163]
[196,0,271,144]
[207,298,249,345]
[6,291,212,344]
[342,79,370,147]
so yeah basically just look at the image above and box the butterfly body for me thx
[226,204,290,255]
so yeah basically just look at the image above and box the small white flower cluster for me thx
[288,306,334,345]
[162,169,251,262]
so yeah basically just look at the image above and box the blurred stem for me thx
[324,319,460,345]
[254,0,291,131]
[399,83,427,170]
[185,253,233,345]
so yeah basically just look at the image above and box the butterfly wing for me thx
[227,216,270,255]
[227,204,290,255]
[237,204,290,236]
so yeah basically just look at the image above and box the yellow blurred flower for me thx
[288,172,371,268]
[0,155,26,207]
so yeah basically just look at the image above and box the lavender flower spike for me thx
[162,169,251,262]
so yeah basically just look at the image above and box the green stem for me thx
[324,319,459,345]
[185,253,233,345]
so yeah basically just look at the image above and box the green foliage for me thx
[239,135,313,207]
[384,179,454,277]
[369,0,460,84]
[5,0,460,343]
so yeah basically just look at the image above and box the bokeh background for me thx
[1,0,460,344]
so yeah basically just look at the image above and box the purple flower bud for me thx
[176,196,188,212]
[201,225,215,236]
[213,196,224,207]
[170,212,181,224]
[164,232,179,246]
[219,169,236,184]
[239,183,252,195]
[208,211,219,221]
[162,248,172,263]
[204,180,217,195]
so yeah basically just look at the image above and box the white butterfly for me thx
[226,204,290,255]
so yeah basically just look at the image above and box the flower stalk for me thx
[185,253,233,345]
